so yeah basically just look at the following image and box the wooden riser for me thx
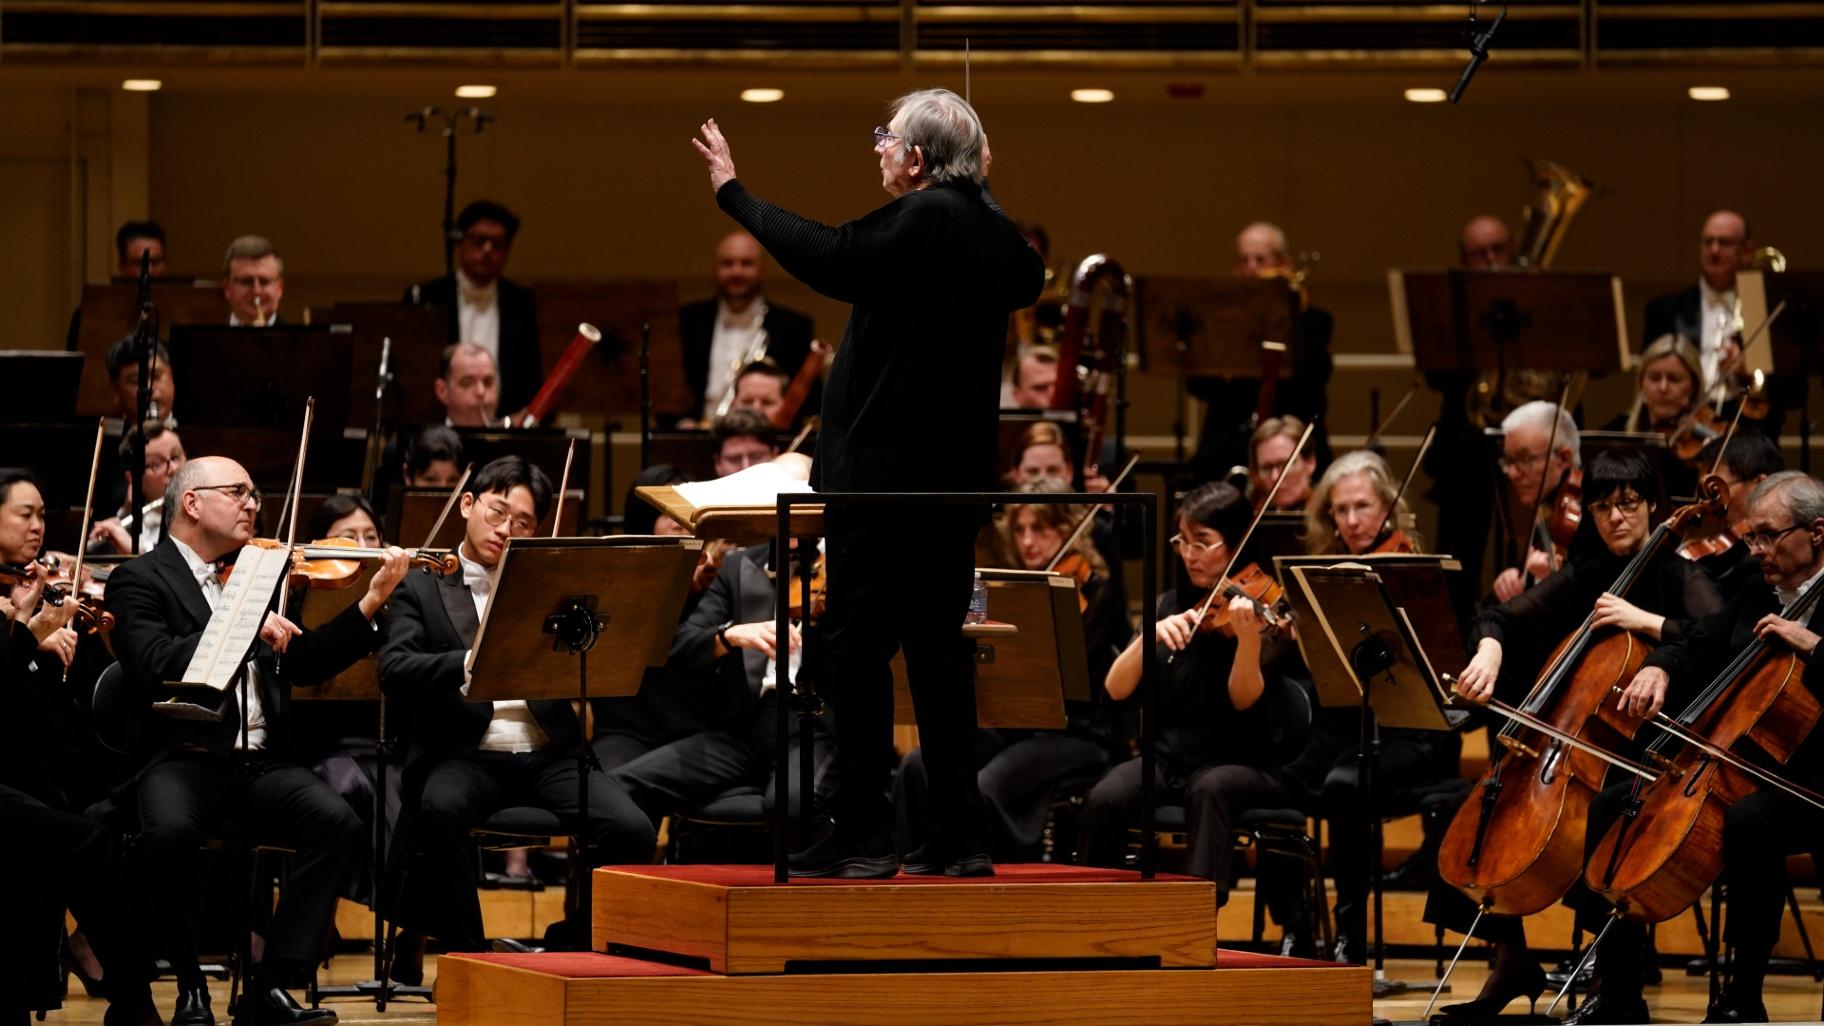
[436,951,1371,1026]
[591,864,1218,973]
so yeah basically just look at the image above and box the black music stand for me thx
[1286,561,1469,1010]
[464,536,700,939]
[1135,276,1300,465]
[0,351,83,420]
[168,326,354,434]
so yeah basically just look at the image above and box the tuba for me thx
[1468,159,1598,427]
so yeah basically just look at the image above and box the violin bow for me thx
[1364,380,1420,453]
[1188,419,1315,628]
[1370,422,1436,550]
[421,464,475,551]
[273,397,315,623]
[552,438,576,539]
[1526,375,1576,576]
[1044,451,1140,574]
[60,419,107,678]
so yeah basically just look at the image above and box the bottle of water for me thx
[966,572,989,624]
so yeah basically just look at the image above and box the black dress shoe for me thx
[1437,961,1547,1018]
[902,841,993,877]
[1378,851,1437,892]
[230,986,335,1026]
[171,985,213,1026]
[1701,988,1768,1024]
[789,827,898,879]
[1558,993,1650,1025]
[490,938,540,954]
[387,932,426,987]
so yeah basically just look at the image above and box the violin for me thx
[1195,562,1291,638]
[1368,529,1418,555]
[1051,551,1094,614]
[1439,476,1726,917]
[1585,570,1824,924]
[785,552,826,621]
[1542,467,1583,563]
[0,557,114,634]
[220,537,458,590]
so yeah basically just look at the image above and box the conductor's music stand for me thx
[464,536,701,937]
[1286,561,1469,1006]
[1135,276,1300,464]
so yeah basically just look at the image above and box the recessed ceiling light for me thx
[121,79,162,93]
[1688,85,1730,102]
[1071,88,1115,104]
[741,88,785,104]
[455,84,497,99]
[1404,88,1448,103]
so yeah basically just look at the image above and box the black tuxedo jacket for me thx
[1643,285,1701,345]
[405,275,546,415]
[378,564,581,768]
[104,537,379,772]
[679,297,815,418]
[666,544,777,735]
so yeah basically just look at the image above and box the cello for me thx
[1437,476,1728,919]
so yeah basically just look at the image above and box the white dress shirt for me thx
[456,270,501,361]
[1698,278,1739,394]
[702,297,768,419]
[171,536,267,750]
[460,545,549,753]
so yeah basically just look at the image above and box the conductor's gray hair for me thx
[1750,471,1824,528]
[1502,400,1581,468]
[889,89,986,186]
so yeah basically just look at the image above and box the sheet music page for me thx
[176,544,288,691]
[672,461,813,511]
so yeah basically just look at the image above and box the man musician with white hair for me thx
[692,88,1044,878]
[1493,399,1582,602]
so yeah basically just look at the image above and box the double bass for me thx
[1438,477,1727,917]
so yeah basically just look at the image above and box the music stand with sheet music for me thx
[1285,561,1469,999]
[1135,276,1301,464]
[1740,270,1824,472]
[463,536,701,929]
[1389,269,1628,380]
[890,568,1090,730]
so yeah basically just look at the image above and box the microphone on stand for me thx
[1448,2,1507,105]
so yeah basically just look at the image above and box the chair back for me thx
[90,662,145,755]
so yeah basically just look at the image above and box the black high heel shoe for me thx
[62,948,107,999]
[1437,961,1548,1018]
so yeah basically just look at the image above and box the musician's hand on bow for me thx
[90,517,132,553]
[1619,666,1670,719]
[1592,593,1662,636]
[260,612,303,654]
[1524,546,1554,584]
[722,620,801,660]
[358,547,413,620]
[39,626,77,668]
[1492,568,1526,603]
[692,119,738,193]
[1454,638,1503,705]
[1755,614,1823,660]
[1155,609,1200,652]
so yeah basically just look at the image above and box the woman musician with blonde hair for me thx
[1301,449,1421,557]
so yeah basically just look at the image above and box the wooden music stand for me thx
[314,303,448,428]
[1134,276,1300,377]
[1388,269,1629,376]
[532,281,690,419]
[0,351,83,421]
[889,568,1089,730]
[1740,269,1824,470]
[72,280,228,416]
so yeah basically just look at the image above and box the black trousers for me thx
[409,748,654,951]
[310,745,405,905]
[1319,733,1449,939]
[0,782,152,1015]
[821,508,984,843]
[1074,756,1301,917]
[895,729,1106,862]
[1720,787,1824,979]
[597,700,837,824]
[134,751,363,987]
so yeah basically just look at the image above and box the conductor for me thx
[692,90,1044,877]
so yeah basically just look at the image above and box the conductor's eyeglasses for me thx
[1170,533,1226,556]
[194,483,262,510]
[478,501,536,535]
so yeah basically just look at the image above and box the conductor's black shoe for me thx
[229,987,335,1026]
[490,938,539,954]
[170,985,213,1026]
[1558,993,1650,1025]
[789,827,898,879]
[902,841,994,877]
[1701,988,1768,1024]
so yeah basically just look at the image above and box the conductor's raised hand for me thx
[692,119,738,193]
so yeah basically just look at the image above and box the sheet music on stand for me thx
[159,543,290,718]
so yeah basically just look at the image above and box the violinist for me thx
[1685,433,1782,603]
[1593,472,1824,1024]
[89,422,186,555]
[1292,450,1446,963]
[379,457,654,954]
[1076,482,1302,918]
[105,457,411,1026]
[0,470,82,675]
[0,520,158,1026]
[1249,416,1316,513]
[1494,400,1582,602]
[1605,334,1704,498]
[898,480,1123,866]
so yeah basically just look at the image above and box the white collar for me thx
[458,541,494,594]
[1699,278,1737,305]
[169,535,220,586]
[1777,562,1824,609]
[457,270,498,302]
[717,296,766,327]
